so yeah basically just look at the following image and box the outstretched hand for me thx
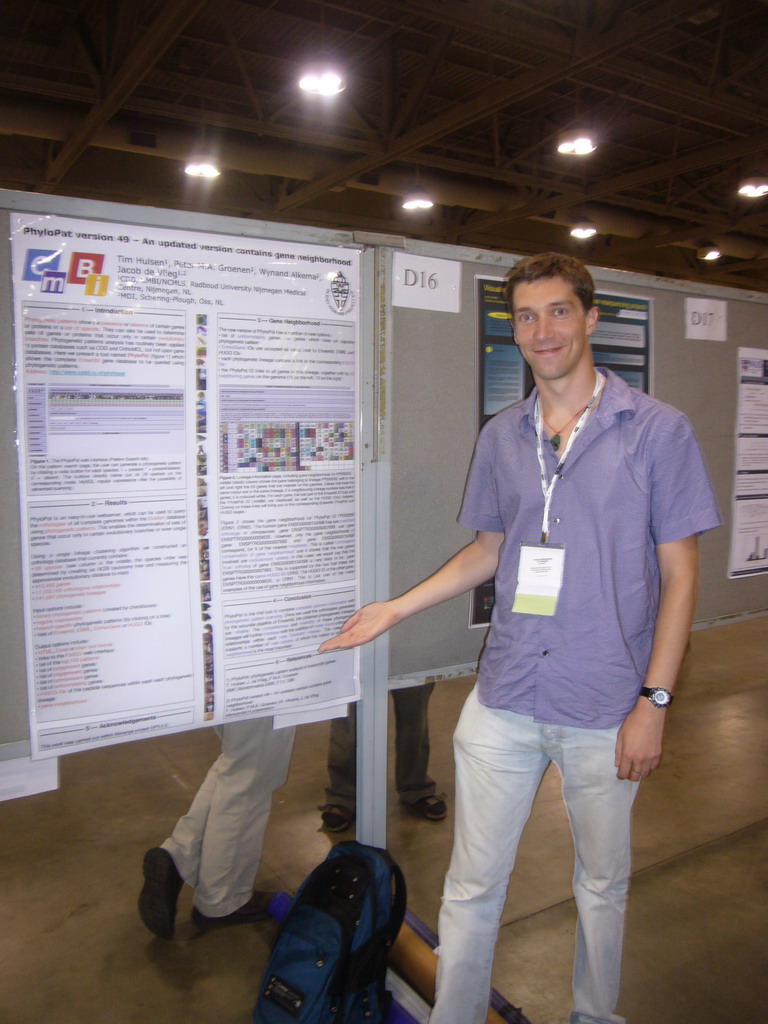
[318,602,400,652]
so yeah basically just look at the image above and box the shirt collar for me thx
[593,367,636,423]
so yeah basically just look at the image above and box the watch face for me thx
[651,688,671,706]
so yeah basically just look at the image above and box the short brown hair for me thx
[503,253,595,314]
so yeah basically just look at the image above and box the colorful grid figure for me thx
[230,422,299,471]
[299,422,354,465]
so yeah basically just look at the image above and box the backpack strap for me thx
[385,858,407,946]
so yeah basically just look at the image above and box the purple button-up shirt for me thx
[459,369,722,729]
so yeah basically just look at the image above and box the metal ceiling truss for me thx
[1,0,767,290]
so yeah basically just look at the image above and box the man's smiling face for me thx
[511,275,599,384]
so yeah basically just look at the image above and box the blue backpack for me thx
[254,841,407,1023]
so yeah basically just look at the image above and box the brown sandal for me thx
[409,795,447,821]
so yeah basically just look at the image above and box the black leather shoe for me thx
[319,804,355,832]
[138,847,183,939]
[191,890,276,929]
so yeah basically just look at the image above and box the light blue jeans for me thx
[430,688,638,1024]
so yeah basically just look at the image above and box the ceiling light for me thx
[737,175,768,198]
[185,161,220,178]
[570,218,598,239]
[557,130,596,155]
[697,243,721,261]
[401,188,434,211]
[298,65,345,96]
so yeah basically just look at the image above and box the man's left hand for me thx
[614,701,666,781]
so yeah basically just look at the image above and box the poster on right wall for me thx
[729,348,768,578]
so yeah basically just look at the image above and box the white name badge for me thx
[511,543,565,616]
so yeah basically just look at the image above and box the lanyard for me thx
[534,371,603,543]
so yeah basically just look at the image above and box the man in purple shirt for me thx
[320,253,722,1024]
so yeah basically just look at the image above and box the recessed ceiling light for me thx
[697,243,721,261]
[558,131,596,155]
[570,218,597,239]
[737,176,768,198]
[298,66,345,96]
[185,162,220,178]
[402,189,434,211]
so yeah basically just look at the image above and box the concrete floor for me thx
[1,616,766,1024]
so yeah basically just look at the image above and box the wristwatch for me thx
[640,686,674,708]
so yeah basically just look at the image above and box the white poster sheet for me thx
[10,213,361,756]
[728,348,768,578]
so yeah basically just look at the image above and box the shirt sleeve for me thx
[649,410,723,544]
[457,421,505,533]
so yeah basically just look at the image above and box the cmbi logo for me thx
[23,249,110,297]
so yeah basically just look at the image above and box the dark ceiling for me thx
[3,0,768,291]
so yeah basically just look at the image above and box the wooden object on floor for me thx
[389,921,508,1024]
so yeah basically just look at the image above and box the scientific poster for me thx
[591,293,650,393]
[475,276,526,422]
[728,348,768,577]
[11,213,361,756]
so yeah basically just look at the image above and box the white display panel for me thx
[10,212,361,757]
[729,348,768,578]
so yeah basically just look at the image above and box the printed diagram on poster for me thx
[11,213,362,757]
[728,348,768,577]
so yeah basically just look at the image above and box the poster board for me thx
[728,348,768,577]
[1,195,368,761]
